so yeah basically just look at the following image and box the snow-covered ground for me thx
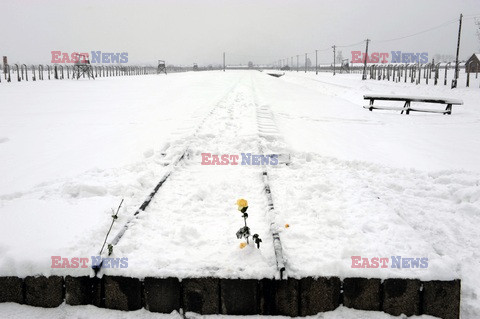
[0,303,439,319]
[0,70,479,317]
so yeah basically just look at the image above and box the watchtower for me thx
[72,54,95,80]
[157,60,167,74]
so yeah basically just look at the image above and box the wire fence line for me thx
[0,63,228,83]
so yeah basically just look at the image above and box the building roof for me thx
[468,53,480,62]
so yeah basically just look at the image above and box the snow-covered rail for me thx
[108,151,187,247]
[262,170,286,279]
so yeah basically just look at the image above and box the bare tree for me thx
[476,18,480,51]
[335,50,344,64]
[434,53,455,63]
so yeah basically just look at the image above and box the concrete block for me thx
[382,278,420,316]
[182,278,219,314]
[65,276,101,306]
[275,278,299,316]
[261,278,298,316]
[91,276,103,307]
[343,277,381,311]
[220,279,258,315]
[144,277,180,313]
[25,276,63,308]
[300,276,341,315]
[259,279,276,315]
[422,280,460,319]
[104,276,142,311]
[0,277,24,304]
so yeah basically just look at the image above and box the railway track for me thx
[94,73,288,279]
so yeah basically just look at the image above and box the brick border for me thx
[0,276,461,318]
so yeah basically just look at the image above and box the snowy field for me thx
[0,70,480,317]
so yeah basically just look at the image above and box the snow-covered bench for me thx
[363,94,463,115]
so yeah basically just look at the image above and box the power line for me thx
[375,18,457,43]
[336,40,365,48]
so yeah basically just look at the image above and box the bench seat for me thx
[363,94,463,115]
[363,94,463,105]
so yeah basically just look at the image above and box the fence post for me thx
[22,64,28,81]
[32,65,36,81]
[434,63,440,85]
[425,64,429,85]
[416,64,421,85]
[466,60,474,87]
[15,64,21,82]
[444,62,450,86]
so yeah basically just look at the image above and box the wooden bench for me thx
[363,94,463,115]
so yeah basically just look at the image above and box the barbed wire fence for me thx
[0,62,227,84]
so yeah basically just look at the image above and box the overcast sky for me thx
[2,0,480,66]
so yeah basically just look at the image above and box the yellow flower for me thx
[236,199,248,211]
[285,224,290,228]
[239,242,247,249]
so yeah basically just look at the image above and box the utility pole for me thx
[332,45,336,75]
[305,53,307,73]
[223,52,225,72]
[315,50,318,75]
[296,55,299,72]
[362,39,370,80]
[452,13,463,88]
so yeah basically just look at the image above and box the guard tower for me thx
[157,60,167,74]
[72,54,95,80]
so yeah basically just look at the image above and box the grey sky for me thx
[2,0,479,66]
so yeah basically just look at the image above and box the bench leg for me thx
[401,101,411,115]
[444,104,452,115]
[369,99,374,111]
